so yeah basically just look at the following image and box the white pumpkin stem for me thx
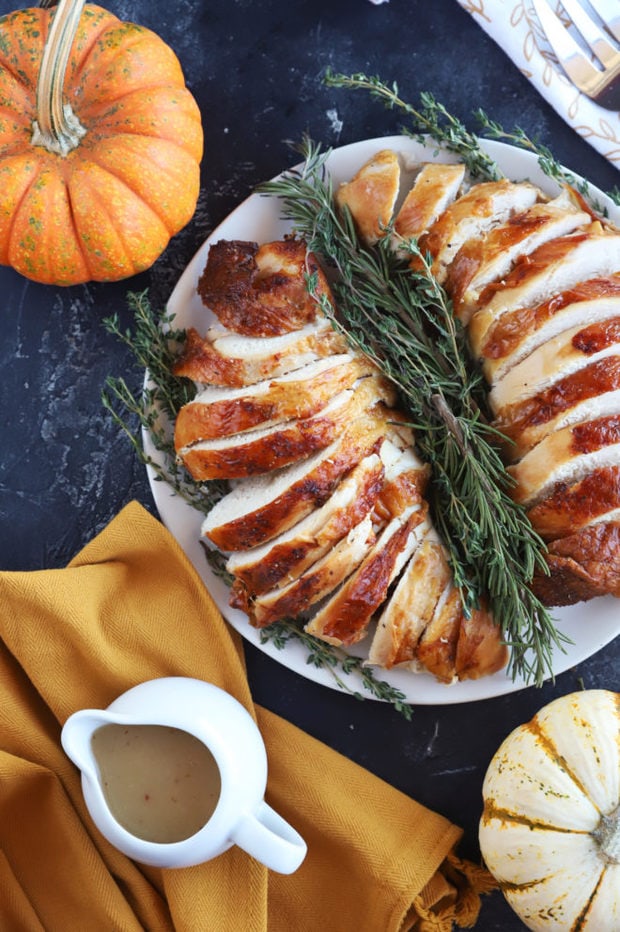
[31,0,87,156]
[597,804,620,865]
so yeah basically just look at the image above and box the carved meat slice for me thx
[335,148,401,245]
[391,162,465,254]
[454,605,509,681]
[414,583,464,683]
[414,179,540,283]
[509,414,620,506]
[197,239,333,337]
[200,409,392,551]
[243,513,378,628]
[225,452,385,594]
[305,504,428,647]
[479,277,620,384]
[447,191,591,322]
[174,354,372,447]
[468,229,620,358]
[173,320,348,387]
[367,530,449,668]
[527,464,620,540]
[490,317,620,412]
[179,374,396,480]
[533,522,620,605]
[493,357,620,460]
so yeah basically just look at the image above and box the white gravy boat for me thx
[61,677,306,873]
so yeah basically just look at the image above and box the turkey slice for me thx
[447,191,591,322]
[179,374,396,480]
[391,162,465,255]
[533,522,620,606]
[367,529,449,668]
[304,504,428,647]
[335,148,401,246]
[493,357,620,460]
[200,409,392,551]
[197,239,332,337]
[509,414,620,507]
[480,277,620,384]
[174,354,371,447]
[173,319,348,387]
[527,464,620,540]
[244,513,378,628]
[414,179,540,283]
[469,228,620,357]
[490,317,620,412]
[225,452,385,594]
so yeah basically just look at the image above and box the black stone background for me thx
[0,1,618,929]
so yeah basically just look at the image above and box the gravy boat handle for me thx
[231,801,307,874]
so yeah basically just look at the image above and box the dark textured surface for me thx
[0,1,618,929]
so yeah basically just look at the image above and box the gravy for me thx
[91,724,221,843]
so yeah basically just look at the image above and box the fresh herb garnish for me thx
[260,620,413,718]
[259,138,567,685]
[102,291,226,515]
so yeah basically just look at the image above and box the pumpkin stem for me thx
[596,805,620,865]
[31,0,87,156]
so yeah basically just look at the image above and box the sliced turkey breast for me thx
[200,410,391,551]
[179,374,396,480]
[305,503,428,647]
[391,162,466,254]
[174,354,372,448]
[508,414,620,506]
[527,464,620,540]
[454,604,508,681]
[479,276,620,384]
[413,583,465,683]
[493,357,620,460]
[413,179,540,283]
[447,191,591,322]
[173,319,348,387]
[244,513,378,628]
[533,521,620,605]
[335,148,401,246]
[468,228,620,358]
[225,452,385,594]
[366,530,449,668]
[490,317,620,412]
[197,239,333,337]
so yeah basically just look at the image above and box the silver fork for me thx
[532,0,620,110]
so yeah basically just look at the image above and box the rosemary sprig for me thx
[260,139,567,685]
[103,291,417,715]
[260,620,413,718]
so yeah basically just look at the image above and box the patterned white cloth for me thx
[456,0,620,168]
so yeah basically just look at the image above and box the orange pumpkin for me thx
[0,0,203,285]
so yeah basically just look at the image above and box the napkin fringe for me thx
[409,853,497,930]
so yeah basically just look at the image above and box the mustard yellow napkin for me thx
[0,501,493,931]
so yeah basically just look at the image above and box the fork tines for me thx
[533,0,620,110]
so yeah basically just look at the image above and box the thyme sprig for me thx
[102,291,226,515]
[260,620,413,718]
[324,68,501,180]
[325,71,620,211]
[260,139,567,685]
[103,291,417,715]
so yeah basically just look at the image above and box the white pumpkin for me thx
[479,689,620,931]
